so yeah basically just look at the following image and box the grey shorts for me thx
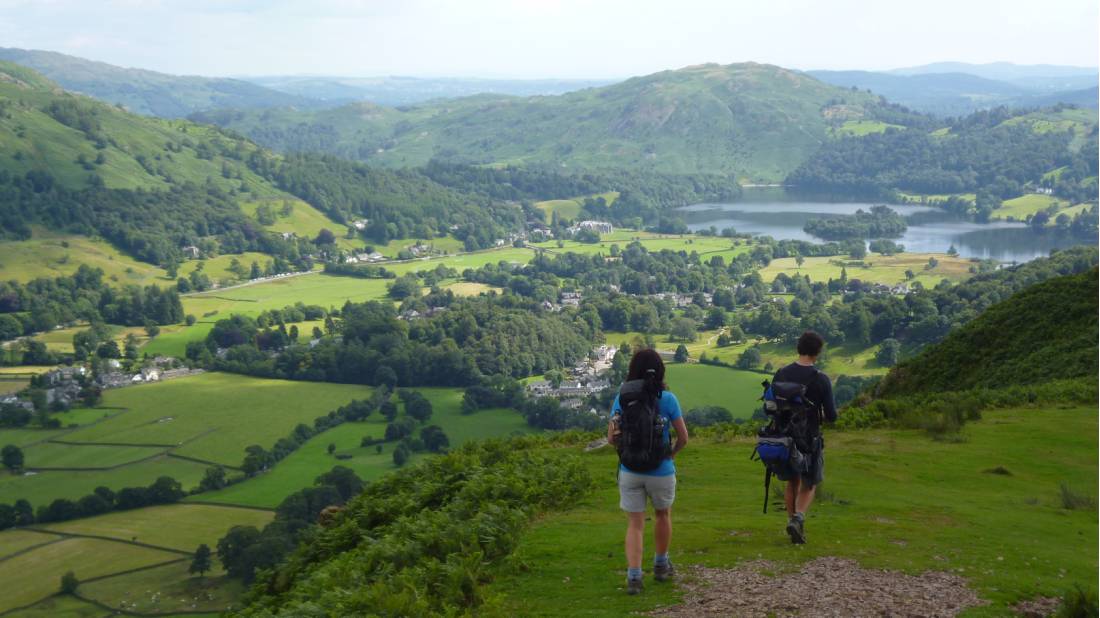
[618,469,676,512]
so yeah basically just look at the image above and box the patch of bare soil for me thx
[1012,596,1060,617]
[651,556,987,617]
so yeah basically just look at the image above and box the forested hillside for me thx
[0,62,520,266]
[191,63,915,181]
[0,47,319,117]
[788,105,1099,206]
[875,267,1099,397]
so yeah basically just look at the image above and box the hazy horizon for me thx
[0,0,1096,80]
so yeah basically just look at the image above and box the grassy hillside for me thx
[0,47,317,117]
[491,406,1096,616]
[877,268,1098,397]
[193,63,901,182]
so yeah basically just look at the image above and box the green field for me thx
[0,226,166,285]
[177,251,277,287]
[833,120,905,136]
[22,442,167,469]
[0,456,208,506]
[38,503,273,552]
[0,529,60,559]
[0,428,69,448]
[491,407,1098,615]
[663,363,764,418]
[241,198,356,251]
[80,559,246,615]
[533,233,749,261]
[62,372,373,466]
[535,192,620,223]
[995,194,1069,221]
[4,594,107,618]
[196,387,533,508]
[139,320,215,358]
[24,323,147,355]
[0,537,179,613]
[758,253,975,286]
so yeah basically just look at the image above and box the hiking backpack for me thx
[751,370,820,513]
[615,378,669,472]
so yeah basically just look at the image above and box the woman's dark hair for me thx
[797,330,825,357]
[626,348,667,397]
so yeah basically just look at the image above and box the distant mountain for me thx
[890,61,1097,81]
[807,70,1029,116]
[809,68,1097,116]
[245,75,617,106]
[193,62,916,182]
[0,47,323,117]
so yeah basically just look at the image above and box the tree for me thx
[327,443,336,456]
[737,348,762,370]
[795,255,805,269]
[947,244,958,256]
[144,320,160,338]
[189,544,212,577]
[1,444,23,472]
[404,394,433,423]
[216,525,262,580]
[704,307,727,330]
[250,261,262,279]
[392,444,410,467]
[60,571,79,594]
[669,317,697,342]
[420,425,450,452]
[674,344,689,363]
[199,466,227,491]
[876,338,901,367]
[544,369,565,389]
[314,228,337,246]
[315,466,364,502]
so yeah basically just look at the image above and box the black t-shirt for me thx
[772,362,837,436]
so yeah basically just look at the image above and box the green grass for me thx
[177,251,276,287]
[833,120,905,136]
[0,456,209,506]
[0,529,62,559]
[491,407,1098,616]
[22,442,167,469]
[61,372,373,467]
[0,537,180,613]
[663,364,764,418]
[535,192,620,223]
[532,233,749,260]
[4,594,108,618]
[757,253,974,286]
[80,560,246,615]
[37,503,273,552]
[24,323,147,355]
[0,226,167,285]
[241,198,356,250]
[995,194,1069,221]
[196,387,533,508]
[0,428,69,447]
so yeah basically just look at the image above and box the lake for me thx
[679,189,1089,263]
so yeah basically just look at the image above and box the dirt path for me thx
[651,556,988,618]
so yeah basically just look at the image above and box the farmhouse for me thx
[569,220,613,235]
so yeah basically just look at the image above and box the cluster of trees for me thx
[0,476,184,530]
[243,153,524,249]
[216,465,365,583]
[230,441,592,616]
[739,246,1097,354]
[322,262,396,279]
[205,294,594,386]
[788,106,1098,211]
[0,265,183,347]
[459,374,603,431]
[803,206,907,240]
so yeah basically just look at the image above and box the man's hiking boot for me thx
[654,560,675,582]
[626,577,644,595]
[786,517,806,544]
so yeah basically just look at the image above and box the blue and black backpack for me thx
[751,370,819,513]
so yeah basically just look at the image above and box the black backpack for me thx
[751,369,820,512]
[615,378,669,472]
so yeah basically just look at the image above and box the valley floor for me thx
[491,406,1098,616]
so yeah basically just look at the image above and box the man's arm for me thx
[670,417,689,457]
[608,417,620,445]
[821,374,838,423]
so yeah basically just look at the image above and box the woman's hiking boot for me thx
[626,577,644,595]
[786,515,806,544]
[654,560,675,582]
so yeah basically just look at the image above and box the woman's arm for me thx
[670,417,689,457]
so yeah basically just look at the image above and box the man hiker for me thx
[771,330,836,544]
[608,349,689,595]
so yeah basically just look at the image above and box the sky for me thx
[0,0,1096,79]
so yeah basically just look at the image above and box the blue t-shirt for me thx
[611,390,683,477]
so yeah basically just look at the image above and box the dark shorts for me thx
[789,436,824,487]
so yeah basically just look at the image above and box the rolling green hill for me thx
[876,268,1099,397]
[0,47,319,117]
[192,63,907,182]
[0,62,520,267]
